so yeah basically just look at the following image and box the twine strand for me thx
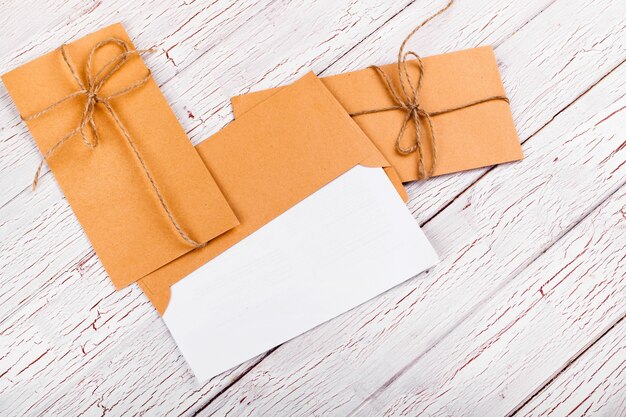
[349,0,510,179]
[22,38,206,248]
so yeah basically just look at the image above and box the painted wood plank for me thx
[196,58,626,415]
[0,269,268,417]
[516,319,626,417]
[346,188,626,416]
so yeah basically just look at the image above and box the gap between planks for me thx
[346,179,626,417]
[509,313,626,416]
[347,178,626,416]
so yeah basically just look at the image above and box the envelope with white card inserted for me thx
[139,72,415,314]
[137,72,438,380]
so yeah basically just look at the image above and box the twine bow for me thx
[22,38,206,248]
[349,0,510,179]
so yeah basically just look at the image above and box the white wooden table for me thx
[1,1,624,416]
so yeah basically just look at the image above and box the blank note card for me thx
[163,165,438,381]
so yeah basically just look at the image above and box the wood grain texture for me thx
[349,188,626,416]
[517,318,626,417]
[0,0,624,415]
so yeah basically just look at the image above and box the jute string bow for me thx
[22,38,206,248]
[349,0,510,179]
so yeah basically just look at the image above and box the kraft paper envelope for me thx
[2,23,239,288]
[135,72,438,381]
[138,72,410,315]
[232,46,523,182]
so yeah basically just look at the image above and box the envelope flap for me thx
[212,72,377,177]
[2,23,239,288]
[140,72,393,314]
[231,77,404,198]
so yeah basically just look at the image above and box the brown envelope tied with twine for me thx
[232,46,523,182]
[138,72,399,314]
[1,23,239,289]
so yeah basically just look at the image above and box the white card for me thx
[163,165,438,381]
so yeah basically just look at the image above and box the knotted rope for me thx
[349,0,510,179]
